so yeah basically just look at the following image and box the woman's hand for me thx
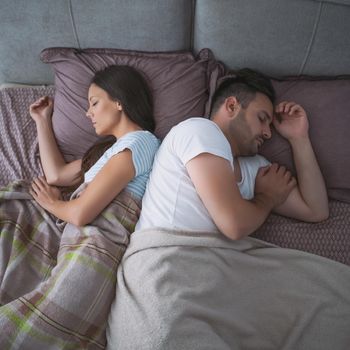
[29,96,53,123]
[30,176,62,210]
[273,101,309,141]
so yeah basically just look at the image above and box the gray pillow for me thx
[40,47,222,160]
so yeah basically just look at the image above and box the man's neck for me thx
[211,118,240,157]
[233,158,242,182]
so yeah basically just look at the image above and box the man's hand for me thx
[274,101,309,141]
[29,176,62,210]
[255,163,297,208]
[29,96,53,124]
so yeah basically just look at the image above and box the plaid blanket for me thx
[0,180,141,349]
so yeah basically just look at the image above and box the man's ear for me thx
[225,96,240,116]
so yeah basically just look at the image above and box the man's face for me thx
[229,93,273,156]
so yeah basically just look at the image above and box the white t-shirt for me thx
[136,118,269,232]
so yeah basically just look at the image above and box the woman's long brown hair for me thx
[61,65,154,197]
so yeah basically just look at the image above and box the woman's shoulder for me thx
[114,130,159,149]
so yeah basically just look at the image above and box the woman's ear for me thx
[115,101,123,111]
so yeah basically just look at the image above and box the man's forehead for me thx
[251,94,273,117]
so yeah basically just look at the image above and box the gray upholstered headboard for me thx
[1,0,350,85]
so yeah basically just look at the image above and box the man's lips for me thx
[256,138,264,147]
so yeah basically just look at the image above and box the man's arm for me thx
[271,102,329,222]
[186,154,295,240]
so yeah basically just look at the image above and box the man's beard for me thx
[230,110,260,156]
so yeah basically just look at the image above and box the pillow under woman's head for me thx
[41,47,222,160]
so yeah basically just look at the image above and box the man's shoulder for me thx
[170,117,221,137]
[177,117,214,127]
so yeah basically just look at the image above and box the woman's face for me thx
[86,83,122,136]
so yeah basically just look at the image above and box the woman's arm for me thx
[30,149,135,226]
[30,96,82,186]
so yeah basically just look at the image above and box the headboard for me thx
[1,0,350,85]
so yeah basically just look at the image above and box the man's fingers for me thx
[282,102,295,113]
[275,103,285,114]
[276,101,301,115]
[270,163,280,172]
[284,170,292,181]
[289,104,302,115]
[257,165,270,176]
[277,165,286,175]
[287,176,297,188]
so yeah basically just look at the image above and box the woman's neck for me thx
[112,114,143,139]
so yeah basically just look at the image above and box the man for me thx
[136,69,329,240]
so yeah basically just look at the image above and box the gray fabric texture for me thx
[193,0,350,76]
[0,0,192,85]
[2,0,350,84]
[0,86,55,185]
[253,200,350,266]
[107,228,350,350]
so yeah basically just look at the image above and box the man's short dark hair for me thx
[210,68,275,117]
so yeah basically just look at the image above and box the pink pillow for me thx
[40,47,221,160]
[259,77,350,203]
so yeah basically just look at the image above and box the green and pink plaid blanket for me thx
[0,180,141,349]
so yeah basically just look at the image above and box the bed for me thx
[1,1,350,349]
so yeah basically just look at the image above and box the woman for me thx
[29,65,159,226]
[0,65,159,349]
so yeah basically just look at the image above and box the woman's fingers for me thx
[30,96,49,108]
[31,176,47,193]
[31,179,41,194]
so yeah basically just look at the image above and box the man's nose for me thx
[263,125,271,139]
